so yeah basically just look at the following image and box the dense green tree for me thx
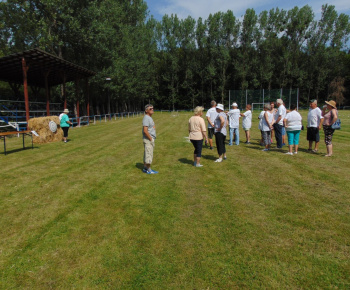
[1,2,350,110]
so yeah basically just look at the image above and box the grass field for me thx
[1,110,349,288]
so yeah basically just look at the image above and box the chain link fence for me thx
[228,89,299,111]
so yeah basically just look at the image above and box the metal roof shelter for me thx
[0,48,96,128]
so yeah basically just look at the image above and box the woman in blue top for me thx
[60,108,72,143]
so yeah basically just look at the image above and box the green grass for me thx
[1,110,350,288]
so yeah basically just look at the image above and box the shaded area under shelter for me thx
[0,48,96,128]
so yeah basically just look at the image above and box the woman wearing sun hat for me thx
[60,108,72,143]
[322,100,338,157]
[214,103,227,162]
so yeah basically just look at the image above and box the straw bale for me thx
[28,116,64,144]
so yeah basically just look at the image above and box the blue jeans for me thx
[229,127,239,145]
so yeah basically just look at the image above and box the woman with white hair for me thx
[214,104,227,162]
[261,104,274,151]
[189,106,208,167]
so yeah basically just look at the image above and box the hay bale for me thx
[28,116,64,144]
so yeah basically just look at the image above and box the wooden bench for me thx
[0,130,33,155]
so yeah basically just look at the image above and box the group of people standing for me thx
[257,98,338,157]
[141,98,339,173]
[189,100,253,165]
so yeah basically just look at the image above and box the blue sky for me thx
[146,0,350,21]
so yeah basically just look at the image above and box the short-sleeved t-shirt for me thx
[206,107,218,128]
[227,109,240,128]
[276,104,286,125]
[60,114,70,128]
[285,110,302,131]
[142,115,156,139]
[258,111,265,131]
[307,107,323,127]
[188,116,206,140]
[214,112,227,136]
[242,110,252,129]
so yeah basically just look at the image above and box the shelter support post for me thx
[75,78,80,126]
[86,79,90,121]
[22,58,30,129]
[44,70,51,116]
[62,73,67,109]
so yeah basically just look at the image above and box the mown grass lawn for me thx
[1,110,349,288]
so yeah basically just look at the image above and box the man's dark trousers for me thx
[274,123,283,148]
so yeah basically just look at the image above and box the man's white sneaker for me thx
[285,152,293,155]
[215,158,222,162]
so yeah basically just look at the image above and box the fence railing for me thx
[0,111,144,134]
[70,112,144,128]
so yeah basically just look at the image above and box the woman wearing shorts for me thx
[283,104,302,155]
[241,104,252,144]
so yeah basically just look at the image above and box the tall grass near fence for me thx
[0,110,349,288]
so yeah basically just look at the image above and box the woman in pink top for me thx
[189,106,208,167]
[322,100,338,157]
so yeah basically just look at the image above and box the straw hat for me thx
[325,100,336,108]
[216,104,224,111]
[63,108,69,113]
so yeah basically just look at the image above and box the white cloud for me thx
[154,0,350,20]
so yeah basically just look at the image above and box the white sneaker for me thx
[293,152,298,155]
[215,158,223,162]
[285,152,293,155]
[196,164,203,167]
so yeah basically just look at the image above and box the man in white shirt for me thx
[206,100,218,150]
[307,99,324,152]
[227,102,240,145]
[273,98,286,148]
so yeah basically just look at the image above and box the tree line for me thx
[1,0,350,114]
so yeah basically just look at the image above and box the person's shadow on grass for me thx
[135,163,144,170]
[201,154,216,160]
[178,158,193,165]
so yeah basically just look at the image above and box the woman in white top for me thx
[283,104,302,155]
[240,104,252,144]
[261,104,274,151]
[214,104,227,162]
[189,106,208,167]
